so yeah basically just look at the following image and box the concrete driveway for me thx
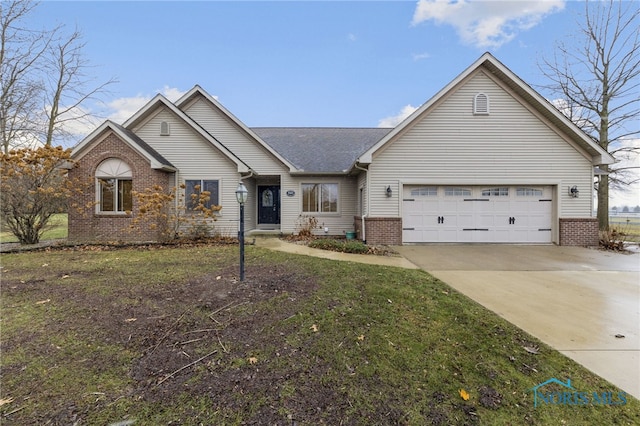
[393,245,640,399]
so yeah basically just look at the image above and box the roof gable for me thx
[358,52,614,166]
[123,93,250,173]
[176,86,298,172]
[71,120,176,171]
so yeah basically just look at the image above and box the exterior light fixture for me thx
[569,186,579,198]
[386,185,392,197]
[236,182,248,281]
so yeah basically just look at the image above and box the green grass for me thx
[1,246,638,425]
[0,213,68,243]
[610,215,640,240]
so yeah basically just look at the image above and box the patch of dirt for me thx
[478,385,502,409]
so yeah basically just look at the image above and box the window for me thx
[474,93,489,115]
[410,187,437,197]
[517,187,543,197]
[445,187,471,196]
[185,179,219,211]
[302,183,338,213]
[96,158,132,213]
[482,187,509,196]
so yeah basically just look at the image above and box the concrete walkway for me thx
[255,238,639,399]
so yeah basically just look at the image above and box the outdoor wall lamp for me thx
[236,182,248,281]
[386,185,392,197]
[569,185,579,198]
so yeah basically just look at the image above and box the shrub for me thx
[308,238,369,254]
[295,215,318,238]
[600,227,628,251]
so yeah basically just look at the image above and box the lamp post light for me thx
[235,182,248,281]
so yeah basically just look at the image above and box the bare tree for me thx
[42,29,116,146]
[0,0,50,153]
[1,0,115,152]
[539,0,640,231]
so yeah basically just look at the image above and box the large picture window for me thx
[185,179,219,211]
[302,183,338,213]
[96,158,132,213]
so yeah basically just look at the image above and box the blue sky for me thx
[28,0,639,206]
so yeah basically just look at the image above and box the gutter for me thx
[354,162,369,243]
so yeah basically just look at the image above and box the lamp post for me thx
[235,182,248,281]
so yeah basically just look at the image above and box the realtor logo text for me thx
[530,378,627,408]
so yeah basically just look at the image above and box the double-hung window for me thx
[96,158,132,213]
[302,183,338,213]
[185,179,219,211]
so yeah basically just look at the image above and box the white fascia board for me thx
[71,120,113,158]
[358,54,493,164]
[482,55,615,166]
[124,93,252,173]
[176,85,299,172]
[359,52,615,167]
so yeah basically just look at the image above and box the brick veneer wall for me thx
[356,216,402,245]
[559,218,599,246]
[68,132,171,242]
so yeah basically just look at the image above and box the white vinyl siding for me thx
[182,98,286,175]
[133,108,241,234]
[281,175,358,235]
[368,70,594,224]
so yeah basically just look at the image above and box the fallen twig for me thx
[156,350,217,386]
[3,405,26,417]
[148,312,185,354]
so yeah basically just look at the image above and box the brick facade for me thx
[559,218,599,247]
[355,216,402,245]
[68,133,171,242]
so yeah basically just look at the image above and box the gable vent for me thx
[160,121,170,136]
[473,93,489,115]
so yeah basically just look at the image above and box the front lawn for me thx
[1,245,637,425]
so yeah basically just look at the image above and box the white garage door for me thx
[402,186,552,243]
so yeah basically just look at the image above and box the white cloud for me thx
[348,33,357,42]
[412,0,565,49]
[378,104,418,128]
[106,86,187,124]
[412,52,431,61]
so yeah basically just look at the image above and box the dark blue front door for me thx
[258,186,280,225]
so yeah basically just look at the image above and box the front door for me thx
[258,186,280,225]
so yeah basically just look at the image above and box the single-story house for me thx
[69,52,613,246]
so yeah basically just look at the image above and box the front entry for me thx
[258,185,280,225]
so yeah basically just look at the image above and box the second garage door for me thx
[402,186,552,243]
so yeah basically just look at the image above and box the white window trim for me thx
[95,158,132,215]
[183,178,222,215]
[301,182,340,215]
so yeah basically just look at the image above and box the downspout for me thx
[354,162,369,243]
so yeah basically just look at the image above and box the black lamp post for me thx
[235,182,248,281]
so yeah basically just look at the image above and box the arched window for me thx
[473,93,490,115]
[96,158,132,213]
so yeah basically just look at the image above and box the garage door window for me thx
[411,187,437,196]
[516,187,543,196]
[482,187,509,196]
[445,187,471,196]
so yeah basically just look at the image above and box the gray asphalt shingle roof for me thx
[251,127,392,173]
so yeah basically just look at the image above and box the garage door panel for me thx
[403,185,553,243]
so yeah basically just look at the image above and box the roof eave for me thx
[176,86,299,173]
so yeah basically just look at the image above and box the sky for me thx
[26,0,639,207]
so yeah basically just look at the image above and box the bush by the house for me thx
[308,238,369,254]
